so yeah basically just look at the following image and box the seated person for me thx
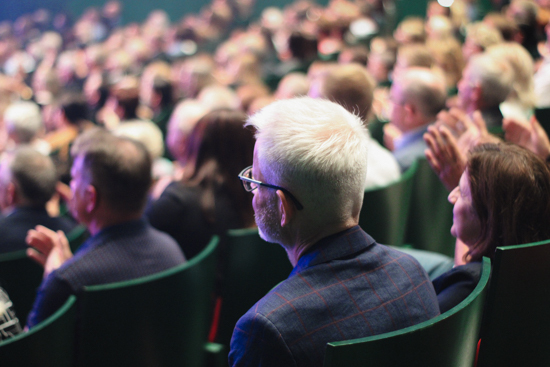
[26,129,185,328]
[0,146,76,253]
[146,109,256,259]
[432,142,550,312]
[229,98,439,367]
[387,67,447,172]
[307,63,401,188]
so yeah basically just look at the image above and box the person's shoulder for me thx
[433,262,483,287]
[159,182,200,203]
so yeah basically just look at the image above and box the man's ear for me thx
[404,102,417,125]
[472,83,482,104]
[84,185,98,213]
[276,190,295,227]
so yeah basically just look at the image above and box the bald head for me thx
[167,100,208,161]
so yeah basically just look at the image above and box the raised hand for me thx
[424,124,466,191]
[26,225,73,278]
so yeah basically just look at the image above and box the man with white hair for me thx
[230,97,439,367]
[457,52,513,128]
[3,101,50,155]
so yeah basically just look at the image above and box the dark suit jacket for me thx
[229,226,440,367]
[432,261,482,313]
[0,207,77,254]
[26,219,186,328]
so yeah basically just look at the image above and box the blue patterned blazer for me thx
[26,219,185,328]
[229,226,440,367]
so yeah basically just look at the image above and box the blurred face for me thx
[251,142,286,245]
[457,64,475,111]
[389,80,407,131]
[448,170,481,247]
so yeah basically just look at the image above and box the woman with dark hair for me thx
[146,108,256,259]
[433,143,550,312]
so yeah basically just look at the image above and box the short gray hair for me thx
[4,101,43,143]
[400,67,447,119]
[246,97,369,222]
[4,146,57,207]
[469,52,513,107]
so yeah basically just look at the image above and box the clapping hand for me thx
[26,226,73,278]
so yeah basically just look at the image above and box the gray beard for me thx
[255,193,286,245]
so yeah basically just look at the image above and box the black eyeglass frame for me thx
[238,166,304,210]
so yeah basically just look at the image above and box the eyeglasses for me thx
[238,166,304,210]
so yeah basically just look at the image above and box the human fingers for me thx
[26,247,47,267]
[439,125,460,162]
[26,227,56,254]
[424,127,441,157]
[424,148,441,175]
[57,230,73,259]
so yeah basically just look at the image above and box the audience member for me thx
[307,63,401,187]
[3,101,49,155]
[429,142,550,312]
[26,128,185,328]
[46,93,95,182]
[274,72,309,100]
[388,67,447,171]
[165,99,208,171]
[0,147,76,253]
[456,52,513,128]
[230,97,439,366]
[486,42,536,120]
[461,22,503,62]
[139,61,174,141]
[147,109,255,258]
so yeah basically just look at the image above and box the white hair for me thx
[486,42,536,108]
[4,101,43,143]
[170,99,208,134]
[468,52,513,107]
[247,97,369,222]
[198,85,240,111]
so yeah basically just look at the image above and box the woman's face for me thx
[448,170,482,247]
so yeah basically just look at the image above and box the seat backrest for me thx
[477,239,550,367]
[75,236,219,367]
[0,250,43,323]
[324,257,491,367]
[359,160,417,247]
[405,158,455,257]
[0,295,77,367]
[213,228,293,347]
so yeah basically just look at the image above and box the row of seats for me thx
[2,233,549,366]
[0,229,293,366]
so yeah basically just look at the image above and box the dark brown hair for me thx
[466,143,550,262]
[182,109,255,229]
[72,128,152,214]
